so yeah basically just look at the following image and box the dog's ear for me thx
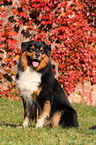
[21,42,29,53]
[21,40,34,53]
[42,41,51,56]
[46,44,51,56]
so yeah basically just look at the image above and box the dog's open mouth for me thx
[32,60,40,68]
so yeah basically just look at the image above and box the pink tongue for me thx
[32,61,39,67]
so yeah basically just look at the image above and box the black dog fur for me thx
[16,40,79,128]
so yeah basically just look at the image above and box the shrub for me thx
[0,0,96,104]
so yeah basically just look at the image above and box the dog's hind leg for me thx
[36,100,51,128]
[59,108,79,128]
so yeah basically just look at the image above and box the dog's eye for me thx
[41,49,44,54]
[29,46,35,52]
[30,48,34,52]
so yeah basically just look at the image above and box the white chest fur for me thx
[17,67,42,100]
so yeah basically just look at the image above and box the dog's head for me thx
[21,40,51,71]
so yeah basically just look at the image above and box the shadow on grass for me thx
[89,125,96,130]
[0,122,36,128]
[0,122,22,127]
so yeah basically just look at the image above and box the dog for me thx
[16,40,79,128]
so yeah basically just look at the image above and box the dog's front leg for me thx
[23,107,30,128]
[22,98,32,128]
[36,100,51,128]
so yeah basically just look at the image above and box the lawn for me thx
[0,98,96,145]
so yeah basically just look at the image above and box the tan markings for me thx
[37,108,39,120]
[21,51,28,71]
[32,46,35,49]
[36,87,42,96]
[39,100,51,120]
[31,87,42,101]
[26,51,36,66]
[36,55,49,71]
[26,51,35,60]
[51,111,63,127]
[22,50,49,71]
[36,100,51,128]
[45,111,63,127]
[40,47,43,51]
[30,46,35,52]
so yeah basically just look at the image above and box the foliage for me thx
[0,98,96,145]
[81,0,96,28]
[0,0,96,104]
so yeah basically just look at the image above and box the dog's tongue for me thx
[32,61,39,67]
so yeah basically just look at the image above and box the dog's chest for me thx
[17,67,42,99]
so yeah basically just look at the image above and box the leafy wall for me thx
[0,0,96,104]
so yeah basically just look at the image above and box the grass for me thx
[0,98,96,145]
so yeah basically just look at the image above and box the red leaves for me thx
[12,8,17,15]
[0,20,3,26]
[0,0,96,104]
[1,12,6,18]
[44,6,50,12]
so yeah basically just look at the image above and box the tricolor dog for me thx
[16,40,79,128]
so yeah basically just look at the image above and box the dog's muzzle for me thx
[32,60,39,68]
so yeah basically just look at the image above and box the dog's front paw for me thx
[23,117,29,128]
[36,118,44,128]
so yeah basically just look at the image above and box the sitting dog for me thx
[16,40,79,128]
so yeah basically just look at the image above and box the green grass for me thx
[0,98,96,145]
